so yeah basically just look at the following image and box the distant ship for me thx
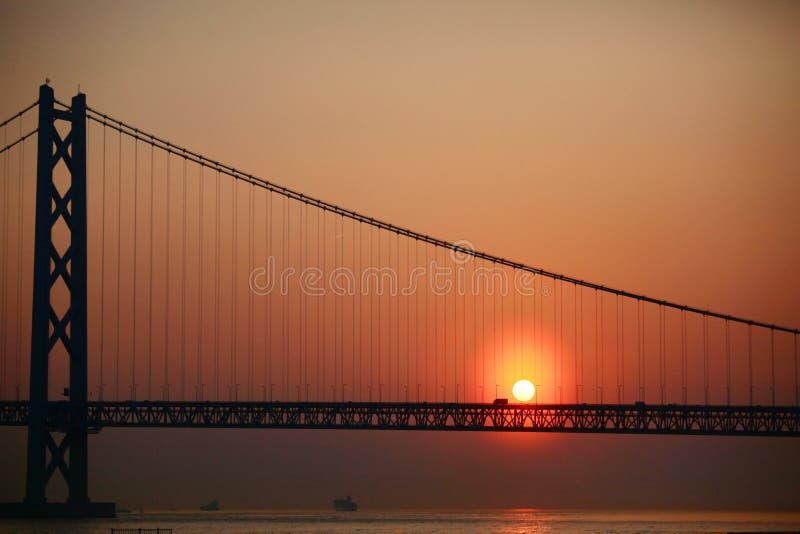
[333,496,358,512]
[200,499,220,511]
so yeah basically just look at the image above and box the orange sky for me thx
[1,0,799,510]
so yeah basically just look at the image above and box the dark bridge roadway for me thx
[1,402,799,436]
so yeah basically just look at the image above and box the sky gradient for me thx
[1,0,799,510]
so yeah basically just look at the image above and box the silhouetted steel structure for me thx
[0,401,798,436]
[0,86,112,517]
[1,85,799,518]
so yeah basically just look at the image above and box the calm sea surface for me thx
[1,509,799,533]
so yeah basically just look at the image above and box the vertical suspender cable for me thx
[282,195,288,399]
[541,278,558,404]
[573,284,578,402]
[663,305,667,403]
[499,263,504,401]
[333,214,338,400]
[534,275,539,388]
[320,208,326,400]
[557,280,563,403]
[231,178,238,400]
[321,208,326,399]
[386,228,390,399]
[548,277,553,403]
[0,126,7,394]
[659,304,664,404]
[415,240,419,400]
[725,320,731,405]
[771,328,776,406]
[616,294,620,403]
[416,239,420,400]
[197,165,204,400]
[637,299,642,401]
[455,243,467,401]
[405,235,410,400]
[266,191,272,400]
[181,155,187,399]
[298,201,304,400]
[794,333,798,407]
[642,300,647,402]
[434,246,439,399]
[681,309,687,404]
[0,125,6,395]
[341,214,345,399]
[493,262,497,398]
[426,242,431,401]
[377,231,382,400]
[533,274,537,386]
[594,289,599,402]
[538,275,543,389]
[86,116,91,396]
[513,272,528,394]
[15,128,24,399]
[513,272,518,384]
[131,137,138,399]
[361,222,367,400]
[354,218,358,400]
[214,169,221,400]
[461,248,465,401]
[464,247,478,402]
[481,259,485,401]
[147,140,154,399]
[341,215,345,400]
[248,182,254,400]
[340,215,345,399]
[703,314,709,404]
[99,127,107,400]
[164,148,171,400]
[311,206,317,400]
[795,333,799,407]
[301,202,307,399]
[115,131,122,399]
[620,296,625,403]
[578,285,583,402]
[444,246,449,401]
[443,247,448,401]
[367,221,372,399]
[399,231,403,400]
[748,324,753,406]
[317,208,322,400]
[334,213,339,400]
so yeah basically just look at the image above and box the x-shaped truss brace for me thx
[44,432,70,483]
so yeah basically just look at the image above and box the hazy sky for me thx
[1,0,799,510]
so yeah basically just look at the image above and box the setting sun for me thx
[512,380,536,402]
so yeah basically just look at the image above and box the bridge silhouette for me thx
[0,85,798,517]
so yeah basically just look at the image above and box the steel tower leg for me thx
[0,84,113,518]
[26,82,92,510]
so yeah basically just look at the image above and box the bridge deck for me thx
[1,402,798,436]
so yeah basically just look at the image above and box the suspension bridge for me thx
[0,85,798,517]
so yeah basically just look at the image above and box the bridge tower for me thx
[0,85,113,517]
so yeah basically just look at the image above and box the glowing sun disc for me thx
[512,379,536,402]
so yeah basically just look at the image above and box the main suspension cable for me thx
[85,108,800,335]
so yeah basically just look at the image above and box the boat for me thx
[333,496,358,511]
[200,499,220,511]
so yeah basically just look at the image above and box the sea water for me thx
[1,509,799,533]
